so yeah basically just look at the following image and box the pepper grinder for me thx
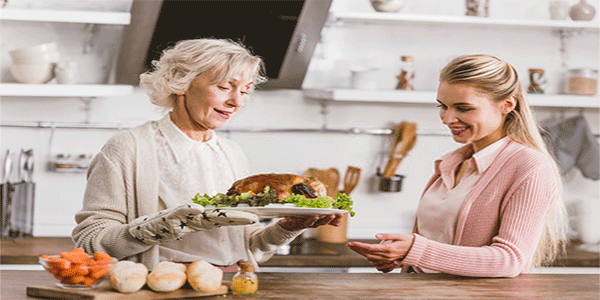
[395,56,414,90]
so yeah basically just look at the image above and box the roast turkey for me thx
[226,174,327,200]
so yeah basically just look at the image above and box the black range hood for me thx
[116,0,332,90]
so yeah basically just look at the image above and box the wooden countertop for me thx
[1,237,598,268]
[2,270,598,299]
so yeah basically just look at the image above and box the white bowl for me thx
[9,42,59,61]
[11,51,61,64]
[370,0,406,12]
[10,62,56,84]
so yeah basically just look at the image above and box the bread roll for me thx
[186,260,223,293]
[146,261,187,292]
[109,261,148,293]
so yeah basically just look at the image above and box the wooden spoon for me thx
[382,122,417,178]
[341,166,361,195]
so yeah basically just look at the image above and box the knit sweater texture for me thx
[401,139,558,277]
[71,121,300,270]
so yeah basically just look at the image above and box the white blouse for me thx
[415,137,509,273]
[153,114,248,266]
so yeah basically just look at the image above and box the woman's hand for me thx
[346,233,415,273]
[278,213,344,231]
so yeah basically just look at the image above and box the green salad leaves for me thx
[192,186,355,217]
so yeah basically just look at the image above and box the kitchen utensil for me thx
[1,150,13,238]
[304,168,348,243]
[10,150,27,237]
[2,149,12,184]
[27,282,228,299]
[377,167,405,192]
[341,166,361,195]
[23,149,35,236]
[381,121,417,178]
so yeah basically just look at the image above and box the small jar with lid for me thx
[395,55,414,90]
[231,261,258,296]
[527,68,547,94]
[567,68,598,95]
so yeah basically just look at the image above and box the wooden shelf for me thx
[332,12,600,32]
[303,88,600,108]
[0,8,131,25]
[0,83,134,97]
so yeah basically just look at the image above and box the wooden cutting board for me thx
[26,281,228,300]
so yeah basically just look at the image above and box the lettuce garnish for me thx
[191,186,355,217]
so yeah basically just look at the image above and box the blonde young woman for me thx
[348,54,567,277]
[72,39,342,271]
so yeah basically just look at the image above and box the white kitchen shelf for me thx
[0,83,134,98]
[303,88,600,108]
[332,12,600,32]
[0,8,131,25]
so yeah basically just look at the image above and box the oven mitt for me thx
[128,203,259,245]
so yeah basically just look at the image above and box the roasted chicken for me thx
[226,173,327,200]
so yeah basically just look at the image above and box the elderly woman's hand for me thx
[277,213,344,231]
[346,233,415,273]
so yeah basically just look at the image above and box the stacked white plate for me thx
[9,42,60,84]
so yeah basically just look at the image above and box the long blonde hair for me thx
[439,54,567,267]
[139,38,267,109]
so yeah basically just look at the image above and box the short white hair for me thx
[139,38,267,109]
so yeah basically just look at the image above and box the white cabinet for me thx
[304,12,600,108]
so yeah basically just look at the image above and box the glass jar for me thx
[466,0,489,17]
[231,261,258,296]
[395,55,414,90]
[527,68,547,94]
[567,68,598,95]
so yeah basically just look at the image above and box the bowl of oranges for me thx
[39,248,116,289]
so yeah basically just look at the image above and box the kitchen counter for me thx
[1,237,598,268]
[2,270,598,299]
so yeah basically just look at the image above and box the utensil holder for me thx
[377,168,404,192]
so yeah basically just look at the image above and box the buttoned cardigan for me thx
[401,139,558,277]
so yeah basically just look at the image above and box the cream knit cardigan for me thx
[72,121,300,270]
[401,139,558,277]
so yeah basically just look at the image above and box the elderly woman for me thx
[72,38,342,270]
[348,54,567,277]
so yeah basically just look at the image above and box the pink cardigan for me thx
[401,139,558,277]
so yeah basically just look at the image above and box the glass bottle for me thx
[231,261,258,296]
[395,56,414,90]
